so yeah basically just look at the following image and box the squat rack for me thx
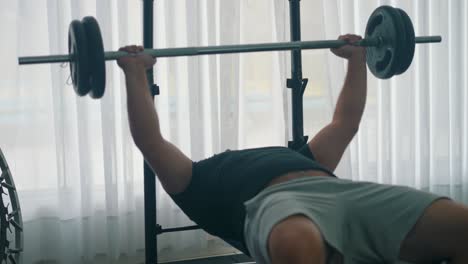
[142,0,307,262]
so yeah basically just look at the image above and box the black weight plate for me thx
[388,7,407,76]
[68,20,91,96]
[82,16,106,99]
[395,8,415,75]
[365,6,400,79]
[0,190,7,262]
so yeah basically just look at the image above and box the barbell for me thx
[18,5,441,99]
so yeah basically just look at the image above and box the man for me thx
[117,35,468,264]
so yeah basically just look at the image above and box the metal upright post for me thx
[287,0,308,150]
[143,0,159,263]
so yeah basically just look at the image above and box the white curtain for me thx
[0,0,466,263]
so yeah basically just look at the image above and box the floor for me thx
[164,254,254,264]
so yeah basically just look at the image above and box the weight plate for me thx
[388,7,407,76]
[0,192,6,262]
[365,6,401,79]
[68,20,91,96]
[395,8,415,75]
[82,16,106,99]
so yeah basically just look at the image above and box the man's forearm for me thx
[124,65,163,149]
[332,54,367,129]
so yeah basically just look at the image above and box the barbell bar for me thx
[18,36,441,65]
[17,5,443,99]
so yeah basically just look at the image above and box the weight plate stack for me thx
[82,16,106,99]
[68,20,91,96]
[365,6,401,79]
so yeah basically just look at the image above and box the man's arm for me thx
[309,35,367,172]
[119,45,192,194]
[124,62,163,146]
[331,51,367,129]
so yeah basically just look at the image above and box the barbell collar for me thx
[18,35,442,65]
